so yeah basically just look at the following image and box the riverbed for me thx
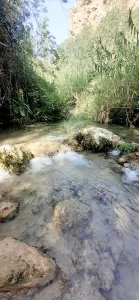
[0,119,139,300]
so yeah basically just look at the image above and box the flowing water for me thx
[0,119,139,300]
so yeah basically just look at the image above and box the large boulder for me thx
[0,145,33,174]
[0,237,56,291]
[74,126,120,152]
[0,201,19,222]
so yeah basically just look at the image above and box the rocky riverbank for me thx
[0,124,139,299]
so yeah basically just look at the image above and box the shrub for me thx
[118,143,136,155]
[55,8,139,126]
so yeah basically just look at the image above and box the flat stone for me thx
[0,201,19,222]
[0,238,56,291]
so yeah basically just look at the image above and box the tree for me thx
[0,0,67,127]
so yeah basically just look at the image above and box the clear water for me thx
[0,120,139,300]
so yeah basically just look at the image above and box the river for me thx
[0,118,139,300]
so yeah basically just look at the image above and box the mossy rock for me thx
[0,145,33,174]
[74,126,120,152]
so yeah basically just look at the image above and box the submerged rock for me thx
[0,145,33,174]
[74,126,120,152]
[0,238,56,291]
[0,201,19,222]
[53,199,92,232]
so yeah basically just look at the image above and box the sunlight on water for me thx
[29,151,93,173]
[53,151,93,167]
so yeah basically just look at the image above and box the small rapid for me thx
[122,167,139,184]
[29,151,93,173]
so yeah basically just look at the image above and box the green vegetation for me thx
[118,143,137,155]
[1,2,139,129]
[55,8,139,127]
[0,0,67,128]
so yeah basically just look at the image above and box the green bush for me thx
[54,8,139,126]
[118,143,136,155]
[0,0,68,128]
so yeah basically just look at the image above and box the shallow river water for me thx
[0,119,139,300]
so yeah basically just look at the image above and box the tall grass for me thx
[55,8,139,126]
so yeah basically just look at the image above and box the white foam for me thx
[29,151,92,173]
[122,167,139,184]
[53,151,92,167]
[0,169,10,182]
[29,156,52,172]
[108,150,120,157]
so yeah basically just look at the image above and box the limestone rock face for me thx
[69,0,139,37]
[0,238,56,291]
[74,126,120,152]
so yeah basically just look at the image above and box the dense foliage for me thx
[55,8,139,126]
[0,0,67,127]
[1,2,139,128]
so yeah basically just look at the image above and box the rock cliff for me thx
[69,0,139,36]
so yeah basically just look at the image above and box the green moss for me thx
[0,146,33,174]
[75,132,113,152]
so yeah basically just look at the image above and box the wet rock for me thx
[53,199,92,232]
[0,201,19,222]
[0,145,33,174]
[0,237,56,291]
[74,126,120,152]
[119,152,139,168]
[136,152,139,157]
[119,157,127,164]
